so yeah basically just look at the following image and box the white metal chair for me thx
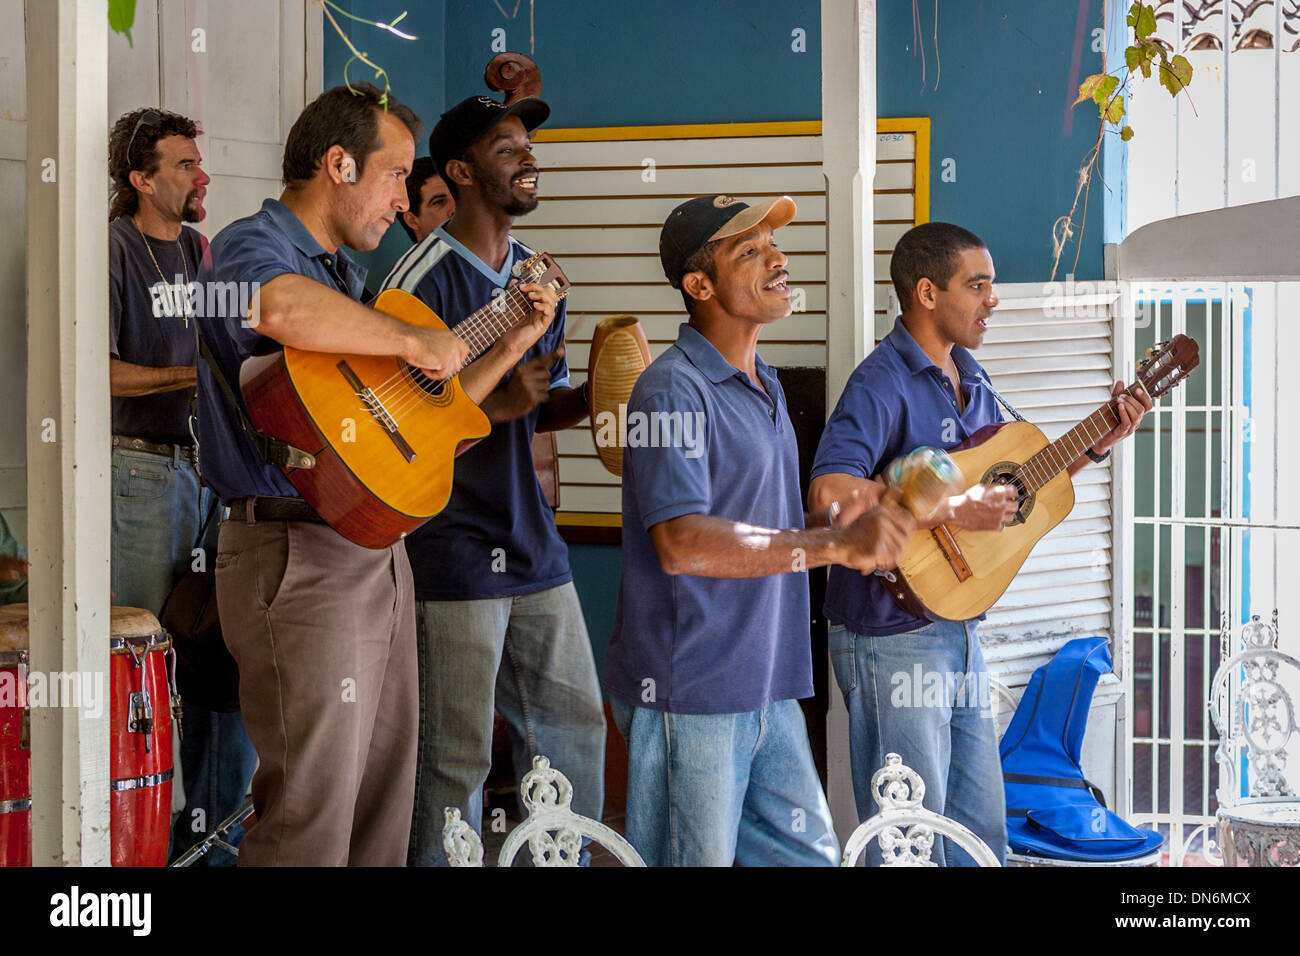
[444,755,645,867]
[1209,612,1300,866]
[840,752,1001,867]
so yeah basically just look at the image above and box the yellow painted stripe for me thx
[533,116,931,226]
[534,120,823,143]
[556,511,623,528]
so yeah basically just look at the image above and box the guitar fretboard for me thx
[1015,389,1131,493]
[450,284,546,372]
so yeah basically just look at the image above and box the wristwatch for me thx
[1085,446,1111,464]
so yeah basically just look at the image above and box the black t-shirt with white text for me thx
[108,216,206,445]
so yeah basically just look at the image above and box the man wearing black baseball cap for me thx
[602,195,915,865]
[381,96,605,867]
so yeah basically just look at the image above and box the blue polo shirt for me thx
[811,317,1004,636]
[603,323,813,715]
[380,225,571,600]
[195,198,368,504]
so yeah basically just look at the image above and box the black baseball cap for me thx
[429,94,550,179]
[659,195,797,288]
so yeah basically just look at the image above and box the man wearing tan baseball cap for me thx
[602,195,915,866]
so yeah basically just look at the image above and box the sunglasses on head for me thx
[125,109,162,166]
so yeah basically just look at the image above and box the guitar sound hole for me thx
[980,462,1033,526]
[404,364,451,403]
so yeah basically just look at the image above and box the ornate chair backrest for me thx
[443,755,645,868]
[498,756,645,867]
[1209,613,1300,807]
[841,753,1001,867]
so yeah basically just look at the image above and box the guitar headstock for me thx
[513,252,571,302]
[1136,334,1200,401]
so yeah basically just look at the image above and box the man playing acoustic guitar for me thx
[196,84,555,865]
[808,222,1151,865]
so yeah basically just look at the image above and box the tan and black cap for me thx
[659,194,797,288]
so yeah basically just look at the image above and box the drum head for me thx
[0,603,28,652]
[111,606,163,640]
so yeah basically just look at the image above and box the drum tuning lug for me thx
[129,689,155,747]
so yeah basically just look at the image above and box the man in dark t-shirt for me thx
[106,108,256,866]
[382,96,606,866]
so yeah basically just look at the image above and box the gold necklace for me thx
[132,215,192,327]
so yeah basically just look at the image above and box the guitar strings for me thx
[364,286,534,408]
[359,275,543,409]
[1014,397,1124,493]
[380,287,543,423]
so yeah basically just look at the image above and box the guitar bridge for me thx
[931,523,973,583]
[337,360,417,463]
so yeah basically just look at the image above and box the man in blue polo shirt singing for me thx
[195,84,555,866]
[809,222,1150,865]
[382,95,605,866]
[604,195,916,866]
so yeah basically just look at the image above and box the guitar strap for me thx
[193,324,315,470]
[976,375,1029,425]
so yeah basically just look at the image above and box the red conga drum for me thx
[109,606,176,867]
[0,604,31,867]
[0,604,175,866]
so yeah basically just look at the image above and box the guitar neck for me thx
[451,285,540,369]
[1016,387,1135,493]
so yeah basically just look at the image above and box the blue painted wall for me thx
[323,0,1113,658]
[441,0,822,127]
[323,0,447,279]
[876,0,1108,282]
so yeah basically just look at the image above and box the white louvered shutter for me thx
[975,281,1122,685]
[515,123,925,524]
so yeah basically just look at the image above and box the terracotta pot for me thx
[588,315,651,476]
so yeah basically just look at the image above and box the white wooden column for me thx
[821,0,876,839]
[25,0,112,866]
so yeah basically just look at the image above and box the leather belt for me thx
[113,434,196,462]
[227,495,326,524]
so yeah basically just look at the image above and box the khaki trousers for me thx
[215,516,417,865]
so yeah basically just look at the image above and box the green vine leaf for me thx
[107,0,137,47]
[1120,125,1135,141]
[1127,2,1157,41]
[1160,53,1194,97]
[1075,72,1118,108]
[1103,95,1127,126]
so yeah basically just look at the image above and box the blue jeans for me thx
[612,698,839,867]
[408,582,606,866]
[110,446,256,865]
[111,446,210,613]
[829,619,1007,866]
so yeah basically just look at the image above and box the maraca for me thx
[883,447,965,522]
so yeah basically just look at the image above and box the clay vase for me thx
[588,315,651,476]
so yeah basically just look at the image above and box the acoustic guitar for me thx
[239,252,570,549]
[879,335,1200,621]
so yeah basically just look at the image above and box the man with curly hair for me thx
[106,107,257,865]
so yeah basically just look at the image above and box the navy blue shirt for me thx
[195,198,368,504]
[381,225,571,600]
[109,217,206,445]
[603,324,814,715]
[811,317,1003,636]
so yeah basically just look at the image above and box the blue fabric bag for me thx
[1000,636,1165,862]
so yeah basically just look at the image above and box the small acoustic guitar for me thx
[879,335,1200,621]
[240,252,571,549]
